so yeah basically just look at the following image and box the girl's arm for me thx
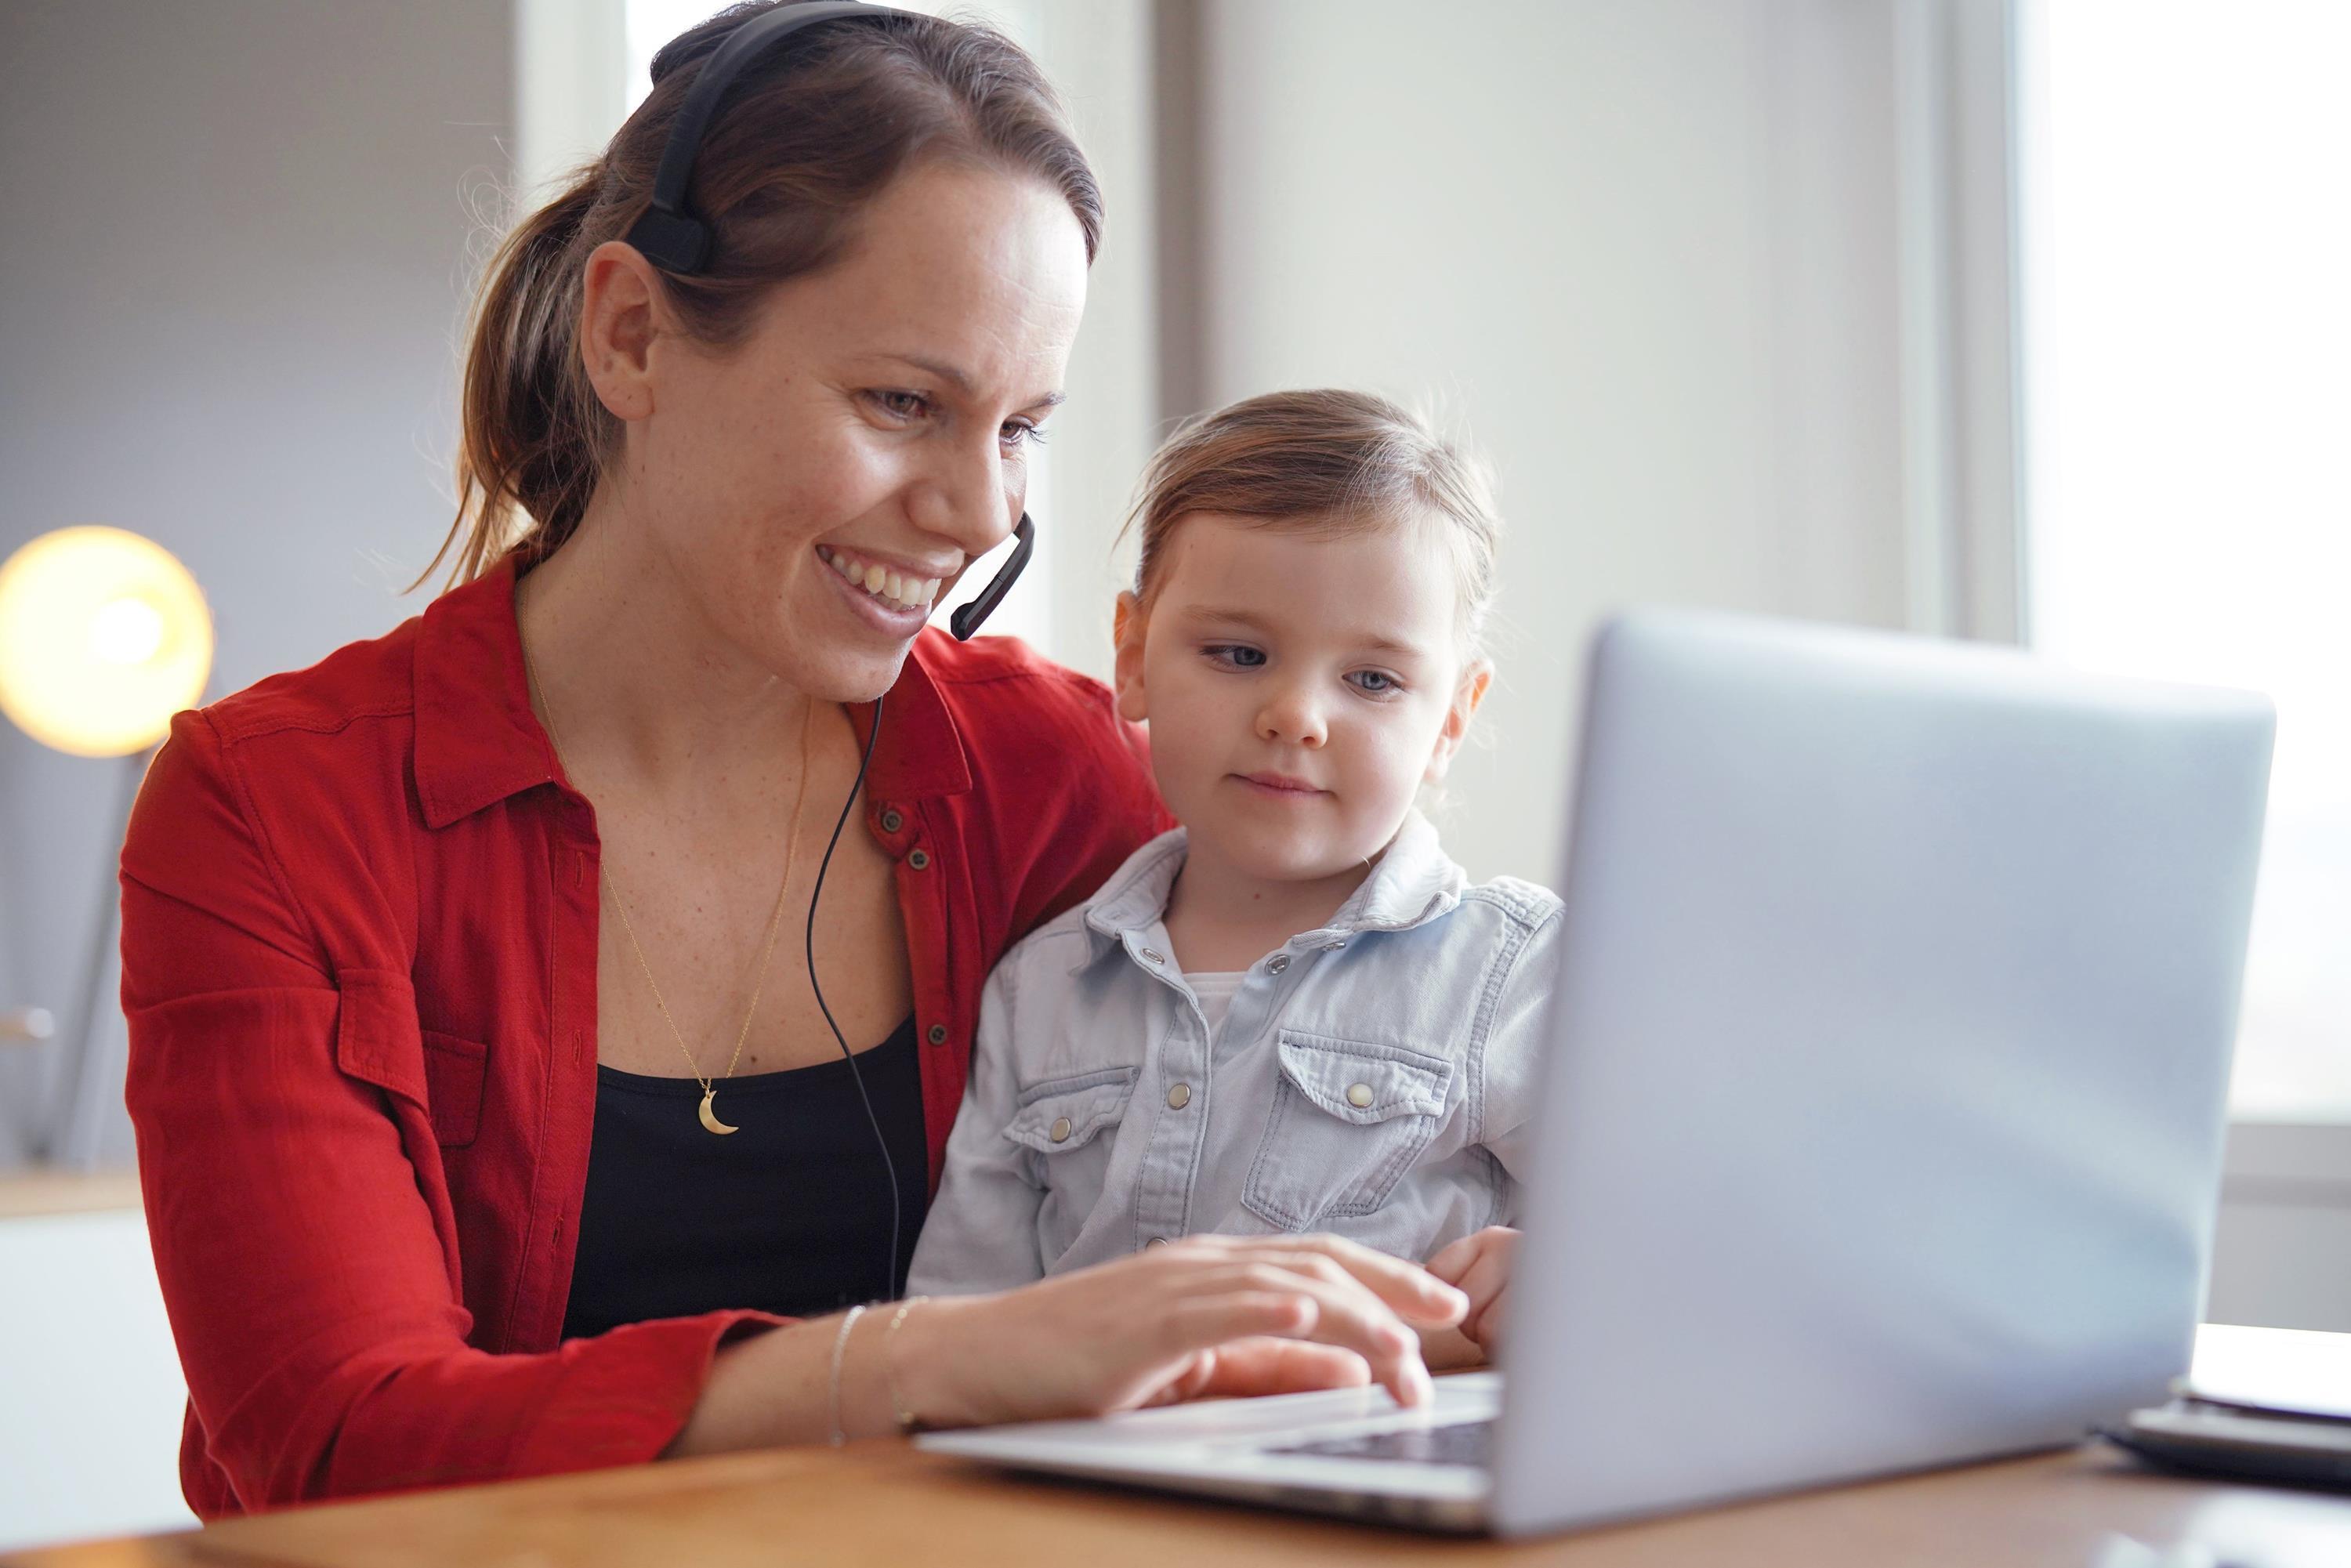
[904,961,1049,1293]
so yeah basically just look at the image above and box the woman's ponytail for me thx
[419,168,603,588]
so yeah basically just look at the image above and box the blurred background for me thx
[2,0,2345,1548]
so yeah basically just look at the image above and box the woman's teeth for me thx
[817,547,940,612]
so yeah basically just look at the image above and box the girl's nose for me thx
[1256,683,1328,749]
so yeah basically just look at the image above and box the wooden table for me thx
[12,1435,2351,1566]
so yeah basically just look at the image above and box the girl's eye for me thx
[1205,644,1266,670]
[1349,669,1404,697]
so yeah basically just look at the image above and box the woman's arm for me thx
[672,1234,1468,1454]
[122,712,783,1510]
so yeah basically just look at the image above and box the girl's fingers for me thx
[1425,1231,1484,1286]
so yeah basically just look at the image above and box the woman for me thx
[118,2,1462,1519]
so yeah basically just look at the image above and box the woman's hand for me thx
[1425,1226,1519,1354]
[897,1234,1469,1429]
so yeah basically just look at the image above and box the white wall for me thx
[0,1208,192,1550]
[0,0,513,1167]
[1181,0,1919,886]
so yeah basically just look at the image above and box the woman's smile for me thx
[816,543,949,635]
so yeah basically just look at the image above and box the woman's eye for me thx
[1001,419,1049,451]
[871,390,930,421]
[1205,644,1266,670]
[1349,669,1404,697]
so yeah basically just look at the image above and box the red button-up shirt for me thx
[118,560,1168,1518]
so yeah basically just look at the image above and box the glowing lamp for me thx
[0,527,212,758]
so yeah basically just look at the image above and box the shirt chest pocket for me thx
[1004,1066,1138,1174]
[1242,1033,1454,1231]
[335,969,489,1149]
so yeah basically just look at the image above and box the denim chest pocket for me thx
[1242,1033,1454,1230]
[1005,1066,1138,1162]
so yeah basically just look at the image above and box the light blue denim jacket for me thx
[906,810,1563,1294]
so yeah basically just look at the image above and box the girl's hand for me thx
[899,1234,1469,1427]
[1425,1226,1520,1353]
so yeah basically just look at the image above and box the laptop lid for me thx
[1493,611,2273,1537]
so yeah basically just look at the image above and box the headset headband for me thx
[627,2,915,274]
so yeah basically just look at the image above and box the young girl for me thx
[908,390,1556,1362]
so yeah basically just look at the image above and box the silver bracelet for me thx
[828,1303,868,1447]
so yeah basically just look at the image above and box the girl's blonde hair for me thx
[1122,389,1502,653]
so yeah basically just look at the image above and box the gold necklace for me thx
[526,657,817,1135]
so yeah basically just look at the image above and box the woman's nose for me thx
[1256,683,1328,749]
[909,438,1017,559]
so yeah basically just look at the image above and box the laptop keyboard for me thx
[1267,1418,1496,1468]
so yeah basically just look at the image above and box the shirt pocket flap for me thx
[1274,1033,1452,1125]
[335,967,426,1106]
[1005,1066,1139,1154]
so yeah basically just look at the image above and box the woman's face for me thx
[582,160,1088,701]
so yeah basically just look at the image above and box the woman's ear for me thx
[1424,658,1494,784]
[578,240,667,422]
[1112,590,1150,724]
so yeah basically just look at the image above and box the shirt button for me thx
[1146,1236,1170,1248]
[926,1023,948,1046]
[1139,947,1165,965]
[880,808,904,834]
[1266,954,1290,975]
[1049,1117,1073,1143]
[907,849,931,871]
[1322,940,1347,952]
[1166,1082,1192,1110]
[1346,1082,1375,1109]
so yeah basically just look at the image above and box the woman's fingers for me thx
[1168,1234,1469,1329]
[1190,1336,1372,1398]
[1162,1272,1433,1408]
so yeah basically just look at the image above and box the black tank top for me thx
[560,1016,927,1340]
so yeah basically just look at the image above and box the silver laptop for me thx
[919,610,2275,1537]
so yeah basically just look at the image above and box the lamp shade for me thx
[0,527,212,758]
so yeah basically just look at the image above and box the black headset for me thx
[629,1,1041,1301]
[627,0,1037,646]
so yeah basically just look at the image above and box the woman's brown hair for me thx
[424,1,1103,588]
[1123,389,1505,654]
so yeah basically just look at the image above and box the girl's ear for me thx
[1112,590,1150,723]
[1424,657,1494,784]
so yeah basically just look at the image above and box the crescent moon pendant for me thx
[697,1088,740,1136]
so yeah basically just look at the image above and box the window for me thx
[2020,1,2351,1121]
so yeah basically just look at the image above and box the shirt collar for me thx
[412,556,972,831]
[1079,808,1465,953]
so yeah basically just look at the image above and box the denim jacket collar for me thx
[1079,809,1466,958]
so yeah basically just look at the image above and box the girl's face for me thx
[1114,512,1491,887]
[579,159,1088,702]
